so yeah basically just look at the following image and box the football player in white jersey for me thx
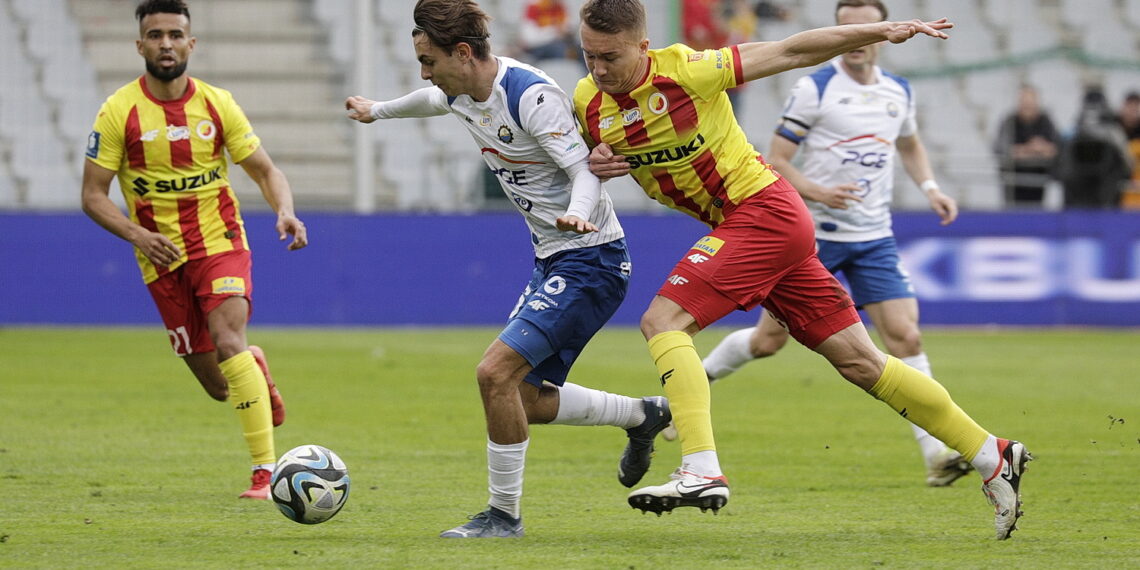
[699,0,967,487]
[346,0,671,538]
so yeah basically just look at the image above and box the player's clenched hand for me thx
[345,96,377,123]
[588,143,630,181]
[885,18,952,43]
[556,215,598,234]
[808,183,864,209]
[132,231,182,267]
[927,189,958,225]
[277,214,308,250]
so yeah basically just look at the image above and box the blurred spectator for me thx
[1118,91,1140,208]
[723,0,758,115]
[517,0,578,64]
[753,0,792,21]
[993,85,1060,207]
[1058,86,1132,209]
[682,0,728,51]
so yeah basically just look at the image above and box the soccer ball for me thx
[270,444,350,524]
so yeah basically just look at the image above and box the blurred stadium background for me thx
[1,0,1138,328]
[2,0,1140,213]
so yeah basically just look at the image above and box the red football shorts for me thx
[656,177,858,349]
[145,249,253,356]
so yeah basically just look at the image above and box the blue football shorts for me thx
[499,238,631,388]
[816,236,915,307]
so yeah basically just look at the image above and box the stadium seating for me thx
[1,0,1139,213]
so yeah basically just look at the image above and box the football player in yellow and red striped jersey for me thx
[574,0,1032,540]
[81,0,308,500]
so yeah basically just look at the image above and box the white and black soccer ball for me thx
[271,444,350,524]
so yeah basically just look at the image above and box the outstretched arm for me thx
[736,18,952,83]
[345,87,450,123]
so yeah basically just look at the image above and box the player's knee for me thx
[211,333,245,361]
[475,359,512,393]
[750,331,787,358]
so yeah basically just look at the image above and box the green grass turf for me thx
[1,326,1137,568]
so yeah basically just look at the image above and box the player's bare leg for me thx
[442,340,529,538]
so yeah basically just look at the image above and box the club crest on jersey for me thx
[196,119,216,141]
[886,101,900,117]
[498,125,514,143]
[648,92,669,115]
[621,108,642,126]
[691,236,725,257]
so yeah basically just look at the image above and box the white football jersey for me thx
[416,57,623,258]
[776,59,917,242]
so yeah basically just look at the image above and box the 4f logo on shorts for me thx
[667,274,688,286]
[687,253,708,264]
[527,300,549,311]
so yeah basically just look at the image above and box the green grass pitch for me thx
[1,326,1137,567]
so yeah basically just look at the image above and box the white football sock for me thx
[550,382,643,428]
[487,438,528,520]
[703,327,756,381]
[682,450,723,478]
[901,353,950,462]
[970,434,1001,480]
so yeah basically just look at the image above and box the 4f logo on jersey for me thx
[667,274,688,286]
[687,253,709,264]
[691,235,724,257]
[598,115,615,130]
[498,125,514,143]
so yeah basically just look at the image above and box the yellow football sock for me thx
[648,331,716,455]
[218,350,275,466]
[869,356,989,460]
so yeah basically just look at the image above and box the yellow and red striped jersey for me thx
[573,43,779,227]
[86,76,261,283]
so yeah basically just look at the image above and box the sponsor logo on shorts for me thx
[667,274,688,286]
[527,300,549,311]
[543,276,567,295]
[691,236,724,257]
[211,276,246,295]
